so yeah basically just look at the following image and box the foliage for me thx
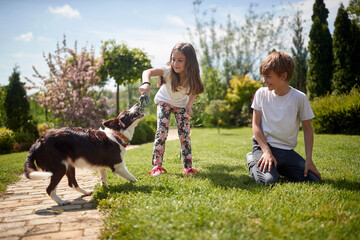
[225,75,262,126]
[311,88,360,134]
[332,4,360,94]
[0,87,6,127]
[130,114,157,145]
[346,0,360,25]
[201,66,226,101]
[204,99,226,127]
[0,128,15,154]
[92,128,360,239]
[307,0,333,99]
[99,40,152,114]
[189,0,288,102]
[37,122,55,136]
[190,96,210,128]
[26,36,108,129]
[4,66,32,132]
[290,9,308,93]
[4,66,39,147]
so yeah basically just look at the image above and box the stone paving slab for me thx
[0,129,179,239]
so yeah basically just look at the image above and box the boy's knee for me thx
[251,171,278,184]
[263,174,278,184]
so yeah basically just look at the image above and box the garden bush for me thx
[37,122,55,136]
[0,127,15,154]
[130,114,157,144]
[311,88,360,134]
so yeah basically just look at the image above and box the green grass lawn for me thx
[1,128,359,239]
[92,128,360,239]
[0,151,27,193]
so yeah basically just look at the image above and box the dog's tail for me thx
[24,141,53,180]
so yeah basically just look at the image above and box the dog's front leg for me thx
[113,162,137,182]
[99,168,107,186]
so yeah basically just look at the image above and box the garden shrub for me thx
[130,114,157,145]
[0,128,15,154]
[225,74,262,127]
[310,88,360,134]
[37,122,55,136]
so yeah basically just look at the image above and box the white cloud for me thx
[165,15,187,28]
[15,32,33,42]
[49,4,81,19]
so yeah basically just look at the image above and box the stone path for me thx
[0,129,178,240]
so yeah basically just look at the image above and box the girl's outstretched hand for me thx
[139,83,150,95]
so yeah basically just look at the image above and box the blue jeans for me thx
[248,138,320,184]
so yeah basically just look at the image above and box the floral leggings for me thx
[152,101,193,169]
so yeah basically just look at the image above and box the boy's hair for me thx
[169,42,204,95]
[260,52,294,82]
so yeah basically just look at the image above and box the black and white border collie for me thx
[24,103,144,206]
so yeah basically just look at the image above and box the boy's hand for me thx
[304,160,321,180]
[257,151,277,173]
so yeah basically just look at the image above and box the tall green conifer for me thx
[332,4,357,94]
[4,66,31,132]
[307,0,333,99]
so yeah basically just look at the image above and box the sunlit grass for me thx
[93,128,360,239]
[0,152,27,193]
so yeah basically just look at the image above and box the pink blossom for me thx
[25,36,107,129]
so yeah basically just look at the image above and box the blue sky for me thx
[0,0,349,89]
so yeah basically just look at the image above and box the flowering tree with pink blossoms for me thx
[26,37,108,129]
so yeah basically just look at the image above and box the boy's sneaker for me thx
[184,168,199,175]
[149,166,167,176]
[246,152,253,164]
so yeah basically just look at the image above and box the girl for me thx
[139,42,204,176]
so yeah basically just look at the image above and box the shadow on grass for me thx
[93,182,174,201]
[196,163,260,190]
[323,178,360,191]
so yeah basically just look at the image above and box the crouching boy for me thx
[247,52,321,184]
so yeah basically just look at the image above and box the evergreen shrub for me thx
[0,128,15,154]
[130,114,157,144]
[311,88,360,134]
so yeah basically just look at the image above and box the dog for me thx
[24,103,144,205]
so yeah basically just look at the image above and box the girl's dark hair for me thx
[168,43,204,95]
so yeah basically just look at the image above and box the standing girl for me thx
[139,42,204,176]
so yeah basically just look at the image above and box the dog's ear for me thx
[102,118,125,131]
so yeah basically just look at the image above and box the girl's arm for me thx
[252,109,277,172]
[185,94,197,116]
[139,68,163,95]
[302,119,321,180]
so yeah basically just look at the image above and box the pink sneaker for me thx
[149,166,167,176]
[184,168,199,175]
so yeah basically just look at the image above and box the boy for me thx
[247,52,321,183]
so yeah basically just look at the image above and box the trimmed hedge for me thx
[130,114,157,145]
[310,88,360,134]
[0,128,15,154]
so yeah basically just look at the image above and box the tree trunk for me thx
[116,83,120,115]
[127,83,132,108]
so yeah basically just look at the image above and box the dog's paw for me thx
[84,191,93,196]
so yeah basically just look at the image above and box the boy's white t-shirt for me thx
[154,65,189,108]
[251,87,315,150]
